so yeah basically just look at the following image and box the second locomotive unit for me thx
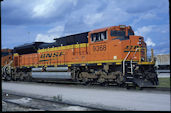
[2,25,159,88]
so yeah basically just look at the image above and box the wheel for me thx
[126,85,130,89]
[100,82,108,86]
[83,81,90,86]
[115,71,124,85]
[136,86,143,90]
[6,76,11,81]
[18,72,23,81]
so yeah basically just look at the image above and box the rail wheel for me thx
[82,77,88,83]
[18,72,24,81]
[6,75,11,81]
[100,82,108,86]
[115,71,124,85]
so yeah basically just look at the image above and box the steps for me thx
[124,61,137,87]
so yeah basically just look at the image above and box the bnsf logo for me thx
[124,46,140,52]
[125,46,140,50]
[93,45,106,51]
[40,52,64,58]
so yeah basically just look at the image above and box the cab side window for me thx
[91,31,107,42]
[110,30,129,40]
[110,30,125,36]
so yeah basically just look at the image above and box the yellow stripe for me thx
[138,62,154,65]
[20,59,154,68]
[38,43,88,53]
[14,53,19,56]
[116,62,121,65]
[87,60,122,64]
[23,59,122,67]
[81,64,86,66]
[97,63,102,65]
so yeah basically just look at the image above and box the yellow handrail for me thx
[138,47,147,63]
[139,48,141,63]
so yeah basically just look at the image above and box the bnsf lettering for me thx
[40,52,64,58]
[125,46,139,50]
[93,45,106,51]
[46,53,52,58]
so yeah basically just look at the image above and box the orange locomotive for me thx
[1,25,158,87]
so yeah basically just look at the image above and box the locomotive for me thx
[1,25,159,88]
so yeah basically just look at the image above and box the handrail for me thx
[151,48,154,63]
[131,48,139,61]
[123,51,130,75]
[130,47,147,75]
[130,48,139,75]
[123,47,147,76]
[131,47,146,62]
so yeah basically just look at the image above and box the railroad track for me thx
[2,100,43,111]
[2,91,103,111]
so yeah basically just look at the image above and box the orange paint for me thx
[10,25,147,67]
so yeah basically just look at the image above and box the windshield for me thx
[110,30,125,37]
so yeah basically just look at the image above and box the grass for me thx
[158,77,170,88]
[53,95,62,101]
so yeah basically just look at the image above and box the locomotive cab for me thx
[88,25,158,87]
[88,25,147,62]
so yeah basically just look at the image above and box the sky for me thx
[1,0,170,56]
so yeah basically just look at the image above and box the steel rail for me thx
[2,99,44,111]
[2,91,107,111]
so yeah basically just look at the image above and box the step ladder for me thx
[126,60,138,75]
[122,52,134,86]
[123,48,140,87]
[125,61,135,85]
[127,60,133,75]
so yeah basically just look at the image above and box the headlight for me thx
[119,25,126,28]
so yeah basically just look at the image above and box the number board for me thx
[93,45,106,52]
